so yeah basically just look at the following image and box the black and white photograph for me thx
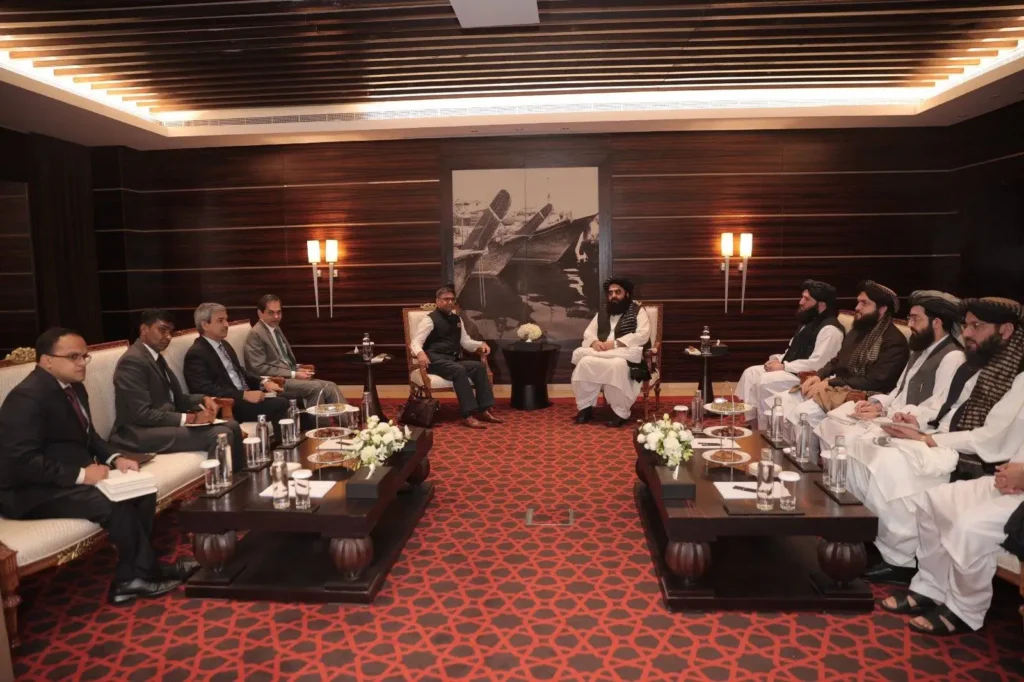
[451,167,600,347]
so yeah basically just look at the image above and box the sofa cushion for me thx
[997,550,1021,576]
[0,363,35,410]
[0,518,102,568]
[164,330,198,392]
[142,451,206,499]
[410,371,474,390]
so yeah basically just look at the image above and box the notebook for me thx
[96,469,159,502]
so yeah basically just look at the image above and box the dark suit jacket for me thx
[184,336,262,402]
[817,323,910,393]
[111,339,204,447]
[0,367,117,518]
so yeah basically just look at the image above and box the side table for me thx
[502,343,558,410]
[341,353,391,420]
[680,345,729,402]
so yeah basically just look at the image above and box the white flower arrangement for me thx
[348,416,411,475]
[637,414,694,468]
[516,323,543,342]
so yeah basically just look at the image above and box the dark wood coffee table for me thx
[634,428,877,612]
[179,429,433,604]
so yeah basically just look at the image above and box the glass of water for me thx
[293,469,313,510]
[819,449,833,489]
[279,418,297,447]
[200,459,220,494]
[778,471,800,511]
[756,460,775,511]
[243,437,261,469]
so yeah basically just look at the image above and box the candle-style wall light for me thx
[307,239,321,318]
[739,233,753,313]
[325,239,339,318]
[719,233,734,313]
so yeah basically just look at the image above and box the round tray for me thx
[304,427,353,440]
[704,425,753,440]
[305,403,359,417]
[704,401,750,416]
[702,450,751,466]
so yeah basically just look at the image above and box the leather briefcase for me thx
[400,396,440,428]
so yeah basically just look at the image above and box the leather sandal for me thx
[880,590,938,615]
[908,605,973,636]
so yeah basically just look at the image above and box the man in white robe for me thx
[572,277,651,428]
[735,280,844,427]
[772,280,909,442]
[857,297,1024,585]
[817,290,964,449]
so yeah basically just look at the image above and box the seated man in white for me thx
[736,279,843,427]
[572,277,651,428]
[244,294,344,407]
[859,297,1024,585]
[818,290,964,449]
[773,280,909,439]
[880,427,1024,635]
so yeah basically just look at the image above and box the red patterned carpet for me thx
[12,401,1024,681]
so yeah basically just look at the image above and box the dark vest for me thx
[597,301,651,382]
[897,334,961,406]
[782,314,844,364]
[424,309,463,357]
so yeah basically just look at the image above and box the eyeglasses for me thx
[963,321,993,332]
[438,297,456,303]
[49,353,92,365]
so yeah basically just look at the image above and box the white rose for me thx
[662,413,670,421]
[372,434,382,445]
[644,442,654,451]
[636,434,646,444]
[403,425,412,438]
[664,435,680,450]
[641,423,655,434]
[382,432,395,445]
[677,429,693,441]
[360,445,376,459]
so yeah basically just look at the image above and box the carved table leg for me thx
[329,537,374,580]
[0,543,21,648]
[406,456,431,485]
[818,539,868,586]
[665,540,711,586]
[193,531,237,573]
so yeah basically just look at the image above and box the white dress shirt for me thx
[262,320,296,378]
[873,336,965,415]
[930,371,1024,463]
[410,313,483,356]
[580,309,651,362]
[769,325,844,374]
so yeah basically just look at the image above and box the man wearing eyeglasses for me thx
[0,328,184,605]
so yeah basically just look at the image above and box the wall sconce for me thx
[307,239,321,318]
[739,233,753,313]
[325,239,338,318]
[719,233,734,313]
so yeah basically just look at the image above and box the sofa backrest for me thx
[0,362,35,410]
[166,320,253,392]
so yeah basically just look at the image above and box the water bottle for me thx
[691,389,703,433]
[362,332,374,361]
[769,397,784,443]
[256,414,271,463]
[214,432,233,488]
[700,326,711,356]
[361,390,374,425]
[287,398,300,442]
[832,435,848,494]
[271,450,290,510]
[795,413,812,463]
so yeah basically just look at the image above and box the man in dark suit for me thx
[109,309,243,467]
[0,328,189,605]
[183,302,289,432]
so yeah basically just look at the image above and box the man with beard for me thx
[409,286,502,429]
[878,299,1024,635]
[736,280,844,427]
[571,277,651,427]
[817,290,964,449]
[110,309,241,465]
[772,280,909,436]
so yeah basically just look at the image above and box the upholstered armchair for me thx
[402,305,494,400]
[639,303,663,420]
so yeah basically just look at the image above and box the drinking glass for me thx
[279,418,297,447]
[778,471,800,511]
[756,460,775,511]
[271,460,290,510]
[243,437,261,468]
[760,447,774,464]
[200,459,220,494]
[819,449,833,489]
[293,469,313,510]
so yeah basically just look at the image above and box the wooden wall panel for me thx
[0,235,32,272]
[0,179,35,355]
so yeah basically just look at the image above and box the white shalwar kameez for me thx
[847,372,1024,568]
[736,326,844,427]
[571,309,651,420]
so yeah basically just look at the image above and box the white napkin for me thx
[259,480,337,499]
[714,481,789,500]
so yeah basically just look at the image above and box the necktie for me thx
[217,343,246,391]
[274,328,297,370]
[928,363,979,430]
[63,385,89,432]
[156,354,179,404]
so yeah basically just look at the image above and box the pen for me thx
[733,486,758,493]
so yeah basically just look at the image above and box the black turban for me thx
[964,297,1024,325]
[801,279,836,305]
[603,277,635,296]
[908,290,962,321]
[858,280,899,315]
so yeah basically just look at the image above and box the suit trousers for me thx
[282,378,344,406]
[233,396,290,456]
[110,421,241,465]
[427,353,494,417]
[21,486,157,583]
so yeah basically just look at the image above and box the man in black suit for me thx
[183,303,289,435]
[0,328,190,605]
[109,309,243,467]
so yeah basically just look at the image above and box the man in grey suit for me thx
[109,309,242,464]
[243,294,344,407]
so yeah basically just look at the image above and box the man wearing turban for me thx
[571,277,651,427]
[735,280,844,426]
[876,298,1024,637]
[772,280,910,438]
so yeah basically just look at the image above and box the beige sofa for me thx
[0,320,253,646]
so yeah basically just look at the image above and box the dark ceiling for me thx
[1,0,1022,114]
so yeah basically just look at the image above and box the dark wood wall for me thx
[0,180,35,358]
[92,122,973,386]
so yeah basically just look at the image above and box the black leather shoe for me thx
[108,577,182,606]
[606,415,630,428]
[863,561,916,586]
[574,407,593,424]
[159,557,200,581]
